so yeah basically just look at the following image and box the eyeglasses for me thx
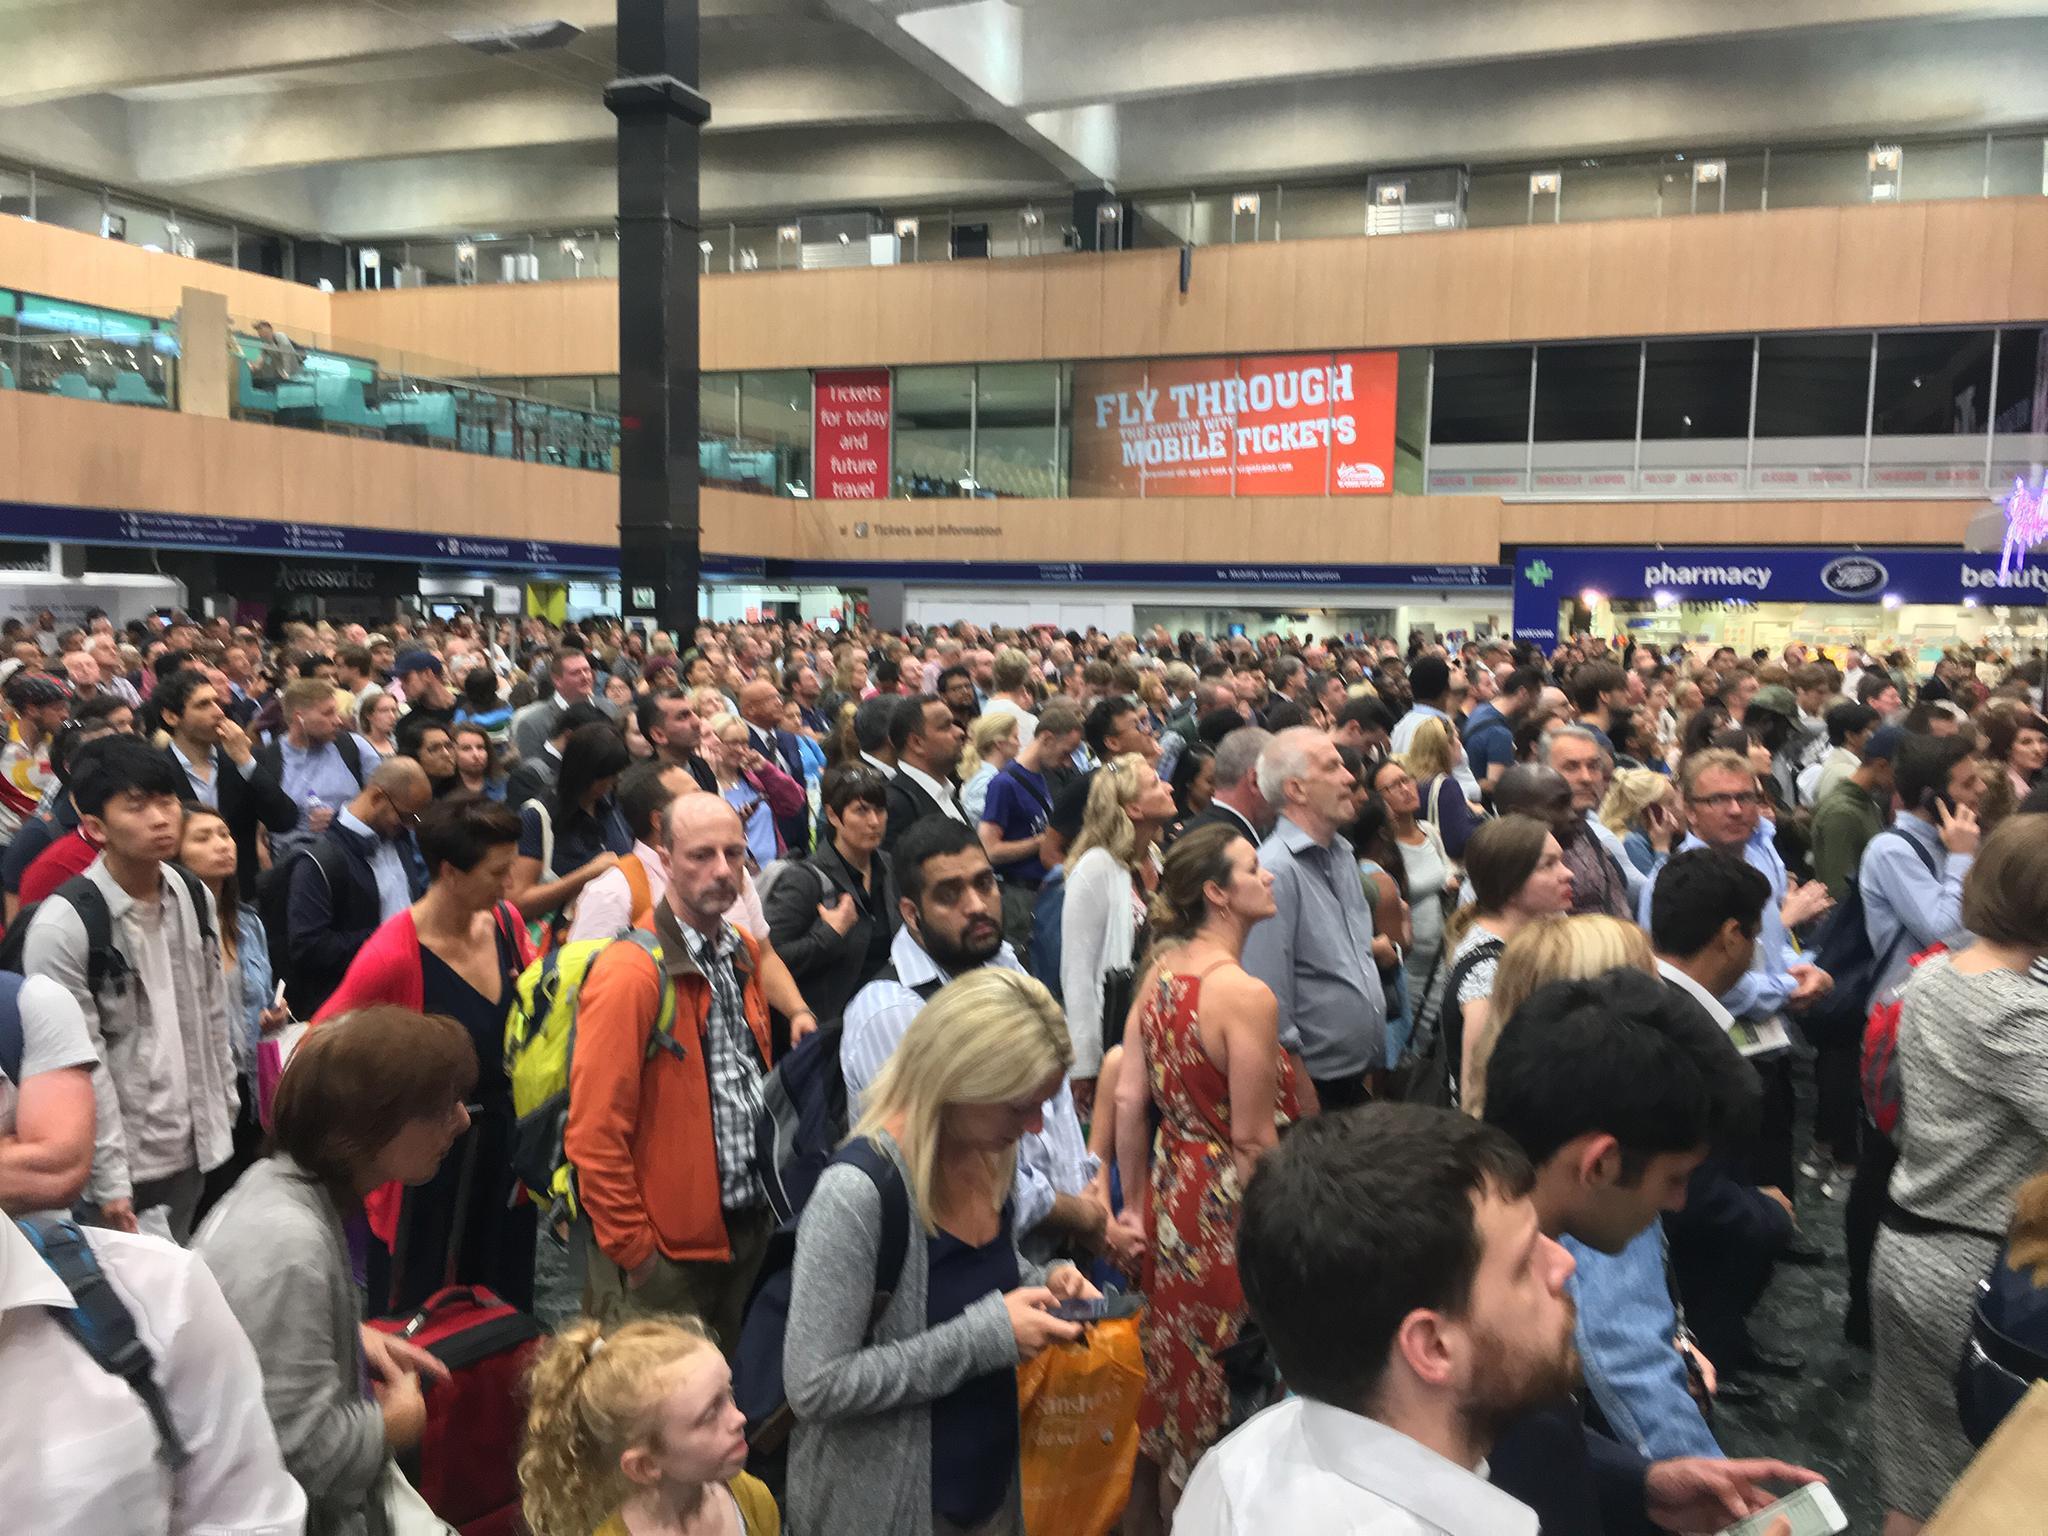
[1687,791,1762,811]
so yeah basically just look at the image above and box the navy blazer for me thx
[749,722,812,855]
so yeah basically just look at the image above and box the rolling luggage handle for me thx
[387,1105,485,1315]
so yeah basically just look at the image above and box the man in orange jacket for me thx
[566,794,780,1344]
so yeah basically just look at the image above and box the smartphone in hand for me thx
[1048,1294,1145,1325]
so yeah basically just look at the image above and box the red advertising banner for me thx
[813,368,892,499]
[1070,351,1398,498]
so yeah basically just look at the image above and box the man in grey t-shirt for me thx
[0,974,97,1215]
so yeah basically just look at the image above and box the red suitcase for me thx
[368,1118,543,1535]
[370,1285,542,1535]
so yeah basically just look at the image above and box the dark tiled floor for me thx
[1712,1160,1878,1534]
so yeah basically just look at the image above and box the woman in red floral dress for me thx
[1112,821,1300,1519]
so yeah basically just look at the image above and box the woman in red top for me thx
[1112,820,1299,1521]
[316,793,535,1312]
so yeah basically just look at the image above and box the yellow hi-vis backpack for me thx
[503,927,681,1219]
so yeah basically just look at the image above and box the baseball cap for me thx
[1747,684,1797,719]
[393,649,443,679]
[1862,724,1905,763]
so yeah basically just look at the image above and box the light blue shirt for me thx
[841,926,1098,1251]
[168,741,255,811]
[1638,823,1796,1021]
[1566,1228,1723,1463]
[1861,814,1972,997]
[227,904,273,1080]
[1241,816,1386,1080]
[338,808,412,922]
[272,734,378,857]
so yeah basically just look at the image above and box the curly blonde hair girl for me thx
[519,1314,721,1536]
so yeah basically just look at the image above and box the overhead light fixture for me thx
[1019,207,1041,229]
[1869,144,1903,172]
[1375,182,1408,206]
[776,224,801,243]
[454,241,477,263]
[1881,592,1904,609]
[1693,159,1725,185]
[1580,588,1605,608]
[837,231,850,245]
[697,238,713,254]
[894,217,920,239]
[1096,203,1121,223]
[452,19,584,53]
[1232,192,1261,217]
[1529,172,1561,196]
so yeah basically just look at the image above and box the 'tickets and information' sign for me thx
[813,369,893,499]
[1070,352,1398,498]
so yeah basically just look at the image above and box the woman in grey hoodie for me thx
[784,968,1100,1536]
[195,1005,477,1536]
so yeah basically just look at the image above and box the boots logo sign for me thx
[1819,556,1888,597]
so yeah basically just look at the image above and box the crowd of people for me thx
[4,599,2048,1535]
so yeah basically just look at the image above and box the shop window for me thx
[1637,337,1754,497]
[1992,327,2048,488]
[1751,333,1871,491]
[737,370,809,495]
[1427,345,1531,494]
[972,363,1061,499]
[894,366,975,497]
[1869,329,1994,491]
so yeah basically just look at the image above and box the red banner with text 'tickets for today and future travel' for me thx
[1068,351,1398,499]
[813,368,893,499]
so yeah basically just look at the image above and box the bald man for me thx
[736,676,811,854]
[565,793,787,1338]
[279,757,433,1016]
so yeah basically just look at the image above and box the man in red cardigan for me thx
[565,795,778,1345]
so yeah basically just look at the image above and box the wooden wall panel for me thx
[1834,204,1927,329]
[1507,224,1593,342]
[1097,248,1173,359]
[1919,201,2017,327]
[982,261,1048,363]
[2007,200,2048,321]
[1039,254,1107,360]
[1660,216,1752,338]
[1290,238,1368,352]
[1749,209,1840,334]
[872,264,936,366]
[1581,221,1672,339]
[925,263,990,365]
[1222,244,1299,356]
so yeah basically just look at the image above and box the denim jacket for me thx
[1565,1227,1723,1462]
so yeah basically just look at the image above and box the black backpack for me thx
[754,963,941,1226]
[0,867,214,995]
[1804,828,1937,1049]
[1399,936,1505,1110]
[254,839,349,1013]
[1957,1229,2048,1446]
[734,1136,911,1454]
[255,731,365,793]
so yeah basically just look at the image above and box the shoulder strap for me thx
[523,798,555,881]
[0,972,24,1084]
[334,730,365,788]
[1882,824,1940,879]
[833,1137,912,1303]
[14,1216,190,1468]
[620,854,652,925]
[163,862,216,945]
[872,957,944,1003]
[1001,761,1053,817]
[53,876,125,999]
[1427,776,1446,827]
[613,928,683,1063]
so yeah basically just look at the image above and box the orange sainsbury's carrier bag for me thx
[1016,1313,1146,1536]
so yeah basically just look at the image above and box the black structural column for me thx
[606,0,709,637]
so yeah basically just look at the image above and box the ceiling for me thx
[4,0,2048,241]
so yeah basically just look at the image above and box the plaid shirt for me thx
[682,921,769,1212]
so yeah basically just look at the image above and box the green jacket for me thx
[1809,777,1887,901]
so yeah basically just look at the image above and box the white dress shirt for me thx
[0,1218,306,1534]
[897,760,965,823]
[1174,1397,1538,1536]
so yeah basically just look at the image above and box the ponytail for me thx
[518,1314,716,1536]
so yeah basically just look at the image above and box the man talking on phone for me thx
[1858,733,1980,1000]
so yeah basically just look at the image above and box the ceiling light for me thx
[1881,593,1903,609]
[777,224,801,243]
[1232,193,1261,217]
[697,239,713,254]
[1529,172,1561,196]
[1580,589,1604,608]
[895,217,920,239]
[452,20,584,53]
[1870,144,1903,171]
[1019,208,1041,228]
[1693,159,1725,185]
[1376,182,1408,206]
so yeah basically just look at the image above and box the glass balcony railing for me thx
[221,315,620,472]
[1,326,179,410]
[343,127,2048,286]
